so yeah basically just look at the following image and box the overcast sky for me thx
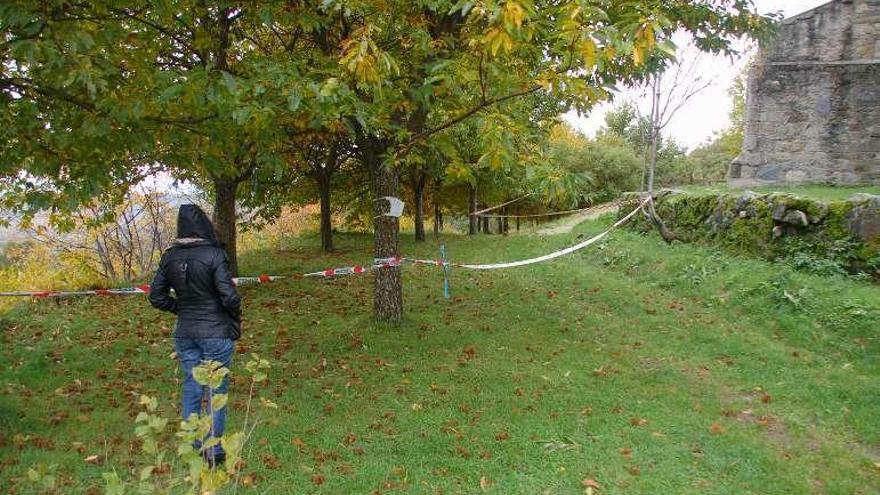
[563,0,831,151]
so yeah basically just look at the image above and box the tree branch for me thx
[398,85,542,156]
[108,7,203,64]
[2,77,217,127]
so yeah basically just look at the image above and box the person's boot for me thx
[203,450,226,470]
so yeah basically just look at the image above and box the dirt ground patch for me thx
[536,202,619,235]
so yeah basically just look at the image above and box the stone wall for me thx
[729,0,880,187]
[622,190,880,278]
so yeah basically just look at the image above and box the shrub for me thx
[97,354,274,495]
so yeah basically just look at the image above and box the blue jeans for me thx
[174,338,234,457]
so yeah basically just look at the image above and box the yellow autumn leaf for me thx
[633,45,645,66]
[580,38,597,69]
[604,45,616,60]
[643,23,656,50]
[502,1,525,29]
[485,27,514,56]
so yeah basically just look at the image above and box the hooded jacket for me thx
[149,205,241,339]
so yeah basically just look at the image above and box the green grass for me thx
[2,218,880,494]
[679,183,880,202]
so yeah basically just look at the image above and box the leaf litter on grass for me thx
[2,229,880,493]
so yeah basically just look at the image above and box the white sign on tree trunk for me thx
[377,196,405,218]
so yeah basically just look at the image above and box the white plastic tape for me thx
[454,200,645,270]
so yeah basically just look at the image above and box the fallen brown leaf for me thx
[582,478,601,489]
[480,476,492,491]
[261,453,280,469]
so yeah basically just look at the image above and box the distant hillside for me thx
[0,189,203,246]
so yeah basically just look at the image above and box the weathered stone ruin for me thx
[729,0,880,187]
[622,189,880,278]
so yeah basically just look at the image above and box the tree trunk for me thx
[413,174,426,242]
[433,202,442,236]
[496,216,502,234]
[468,184,478,235]
[317,173,333,252]
[366,146,403,323]
[433,179,443,236]
[646,74,676,244]
[482,216,490,234]
[212,177,238,277]
[647,74,660,194]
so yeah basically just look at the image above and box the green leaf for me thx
[41,475,56,489]
[222,432,245,456]
[202,437,221,449]
[74,31,96,50]
[211,393,228,411]
[221,71,237,93]
[287,91,302,112]
[143,437,158,455]
[192,366,209,386]
[102,471,124,495]
[158,84,183,103]
[232,107,251,125]
[148,416,168,432]
[178,443,194,456]
[259,8,274,26]
[319,78,339,98]
[657,39,677,58]
[139,465,154,481]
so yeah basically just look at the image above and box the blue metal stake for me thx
[440,243,450,300]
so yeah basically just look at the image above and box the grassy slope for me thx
[1,217,879,494]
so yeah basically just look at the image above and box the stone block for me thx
[781,209,810,227]
[846,194,880,242]
[757,165,784,182]
[772,202,787,221]
[785,170,810,182]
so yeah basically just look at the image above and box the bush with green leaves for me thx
[545,125,642,204]
[98,354,274,495]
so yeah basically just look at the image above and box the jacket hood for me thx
[176,204,219,244]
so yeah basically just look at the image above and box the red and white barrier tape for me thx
[0,286,153,298]
[0,258,404,297]
[302,256,401,278]
[0,201,644,298]
[232,275,284,285]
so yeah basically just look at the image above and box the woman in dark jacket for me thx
[149,204,241,467]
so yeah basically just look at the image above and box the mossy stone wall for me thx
[622,190,880,277]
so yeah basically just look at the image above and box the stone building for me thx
[729,0,880,187]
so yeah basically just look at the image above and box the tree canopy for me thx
[1,0,776,321]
